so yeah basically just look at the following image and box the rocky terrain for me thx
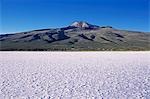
[0,21,149,51]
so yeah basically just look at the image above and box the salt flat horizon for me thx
[0,52,149,99]
[1,51,150,52]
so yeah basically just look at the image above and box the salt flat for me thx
[0,52,150,99]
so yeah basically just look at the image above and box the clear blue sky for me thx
[1,0,149,34]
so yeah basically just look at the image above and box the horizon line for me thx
[1,22,150,34]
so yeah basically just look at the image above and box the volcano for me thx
[0,21,149,51]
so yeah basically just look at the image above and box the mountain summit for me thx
[0,21,149,51]
[71,21,91,28]
[70,21,99,29]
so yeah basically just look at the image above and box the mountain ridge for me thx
[0,21,150,51]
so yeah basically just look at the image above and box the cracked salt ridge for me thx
[0,52,150,99]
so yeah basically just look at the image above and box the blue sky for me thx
[1,0,149,34]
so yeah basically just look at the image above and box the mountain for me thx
[0,21,150,51]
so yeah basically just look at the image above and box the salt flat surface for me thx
[0,52,150,99]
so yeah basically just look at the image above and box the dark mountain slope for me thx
[0,21,149,51]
